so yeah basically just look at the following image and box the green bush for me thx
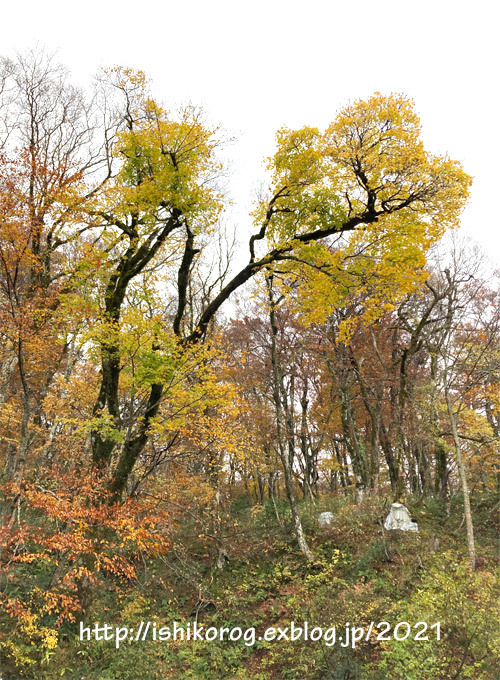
[371,553,499,680]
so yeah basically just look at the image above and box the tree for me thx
[0,57,472,588]
[0,50,111,491]
[2,53,498,678]
[84,84,471,500]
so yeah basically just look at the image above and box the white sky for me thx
[3,0,499,265]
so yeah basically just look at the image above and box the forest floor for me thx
[7,491,496,680]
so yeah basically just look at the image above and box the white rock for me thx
[318,511,335,526]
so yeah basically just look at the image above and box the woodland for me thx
[0,50,498,680]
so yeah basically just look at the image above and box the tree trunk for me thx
[444,376,476,571]
[267,275,314,560]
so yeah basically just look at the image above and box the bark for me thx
[444,379,476,571]
[379,421,398,492]
[430,351,448,497]
[0,355,17,410]
[346,346,381,494]
[441,275,476,570]
[339,383,368,502]
[299,378,317,501]
[267,276,314,560]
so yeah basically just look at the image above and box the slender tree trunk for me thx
[444,375,476,571]
[441,276,476,571]
[429,351,448,497]
[0,355,17,410]
[267,275,314,560]
[339,385,367,503]
[345,346,381,495]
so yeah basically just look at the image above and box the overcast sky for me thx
[3,0,499,265]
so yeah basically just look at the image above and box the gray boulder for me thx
[318,511,335,526]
